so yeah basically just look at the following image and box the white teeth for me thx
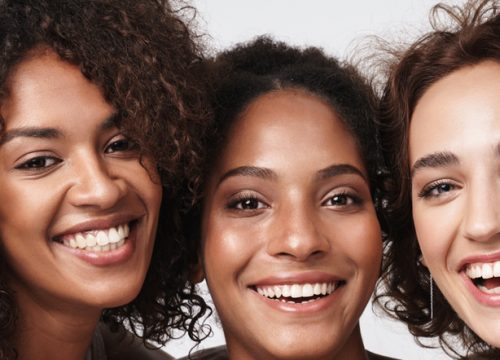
[313,283,321,295]
[291,284,301,298]
[59,223,129,252]
[255,282,338,301]
[466,261,500,279]
[302,283,314,297]
[495,262,500,277]
[478,285,500,294]
[96,231,108,246]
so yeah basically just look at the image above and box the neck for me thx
[12,284,101,360]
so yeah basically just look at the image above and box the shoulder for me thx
[178,345,229,360]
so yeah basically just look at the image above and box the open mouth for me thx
[53,222,133,252]
[465,261,500,295]
[253,281,345,304]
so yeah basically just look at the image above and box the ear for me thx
[190,261,205,284]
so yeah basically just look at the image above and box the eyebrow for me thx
[217,166,277,185]
[411,151,459,177]
[315,163,367,182]
[217,163,366,187]
[0,113,119,146]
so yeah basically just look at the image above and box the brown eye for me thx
[105,138,138,154]
[16,156,61,170]
[227,195,268,211]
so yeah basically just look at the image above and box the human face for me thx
[410,61,500,347]
[0,51,162,317]
[202,90,381,359]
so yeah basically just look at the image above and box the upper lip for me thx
[52,213,143,239]
[458,251,500,271]
[250,271,343,287]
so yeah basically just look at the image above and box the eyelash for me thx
[226,193,268,211]
[104,136,138,154]
[15,155,62,171]
[321,191,362,208]
[14,135,138,172]
[418,180,457,198]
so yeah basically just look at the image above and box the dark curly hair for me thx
[376,0,500,358]
[202,37,384,204]
[0,0,209,358]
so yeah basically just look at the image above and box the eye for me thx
[418,180,457,198]
[105,136,138,154]
[321,192,361,208]
[15,156,61,171]
[226,194,268,211]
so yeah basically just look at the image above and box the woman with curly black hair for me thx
[377,0,500,358]
[183,37,393,360]
[0,0,209,359]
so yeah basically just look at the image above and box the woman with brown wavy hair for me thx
[0,0,208,358]
[377,0,500,358]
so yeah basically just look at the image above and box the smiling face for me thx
[409,61,500,347]
[202,90,381,360]
[0,51,162,318]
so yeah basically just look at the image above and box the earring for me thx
[429,273,434,320]
[419,254,433,320]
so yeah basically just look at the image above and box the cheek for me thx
[412,203,454,269]
[0,180,59,241]
[335,213,382,271]
[202,212,260,286]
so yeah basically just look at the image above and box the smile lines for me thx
[57,223,130,252]
[255,281,342,303]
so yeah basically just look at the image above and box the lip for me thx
[249,271,345,314]
[53,213,143,239]
[250,282,344,314]
[458,251,500,271]
[461,271,500,306]
[53,222,138,267]
[251,271,343,287]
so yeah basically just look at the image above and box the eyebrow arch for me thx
[218,166,277,186]
[411,151,459,177]
[0,127,61,145]
[315,163,367,182]
[0,113,119,146]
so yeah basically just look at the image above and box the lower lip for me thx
[54,227,136,267]
[250,285,343,313]
[461,272,500,306]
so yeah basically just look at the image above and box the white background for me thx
[163,1,466,358]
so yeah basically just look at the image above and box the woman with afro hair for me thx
[0,0,209,358]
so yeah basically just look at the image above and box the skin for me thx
[202,89,382,360]
[0,50,162,359]
[410,61,500,347]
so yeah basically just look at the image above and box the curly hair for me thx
[376,0,500,358]
[0,0,210,358]
[202,37,384,204]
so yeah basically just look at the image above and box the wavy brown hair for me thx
[376,0,500,358]
[0,0,209,358]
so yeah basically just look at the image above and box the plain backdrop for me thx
[163,1,467,359]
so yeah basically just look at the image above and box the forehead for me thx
[0,51,113,132]
[217,89,365,174]
[409,61,500,160]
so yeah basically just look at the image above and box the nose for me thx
[267,203,329,261]
[67,154,127,210]
[462,176,500,242]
